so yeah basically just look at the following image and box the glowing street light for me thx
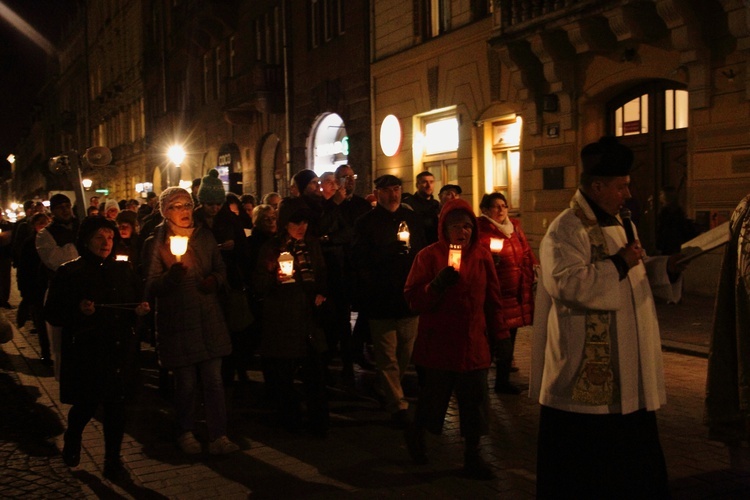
[82,178,93,189]
[167,145,186,166]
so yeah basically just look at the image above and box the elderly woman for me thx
[45,216,150,481]
[403,198,509,479]
[253,207,329,436]
[477,192,538,394]
[144,187,239,456]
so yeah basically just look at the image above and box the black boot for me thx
[62,431,81,467]
[404,424,428,464]
[463,437,494,480]
[103,458,127,482]
[494,337,521,395]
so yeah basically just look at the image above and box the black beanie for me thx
[292,170,318,194]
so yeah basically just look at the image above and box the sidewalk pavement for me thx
[1,283,749,498]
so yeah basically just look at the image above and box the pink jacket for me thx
[404,199,509,372]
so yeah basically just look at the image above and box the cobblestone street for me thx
[1,287,750,498]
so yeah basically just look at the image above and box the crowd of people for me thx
[1,135,706,493]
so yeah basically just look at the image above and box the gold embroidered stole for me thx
[570,198,618,405]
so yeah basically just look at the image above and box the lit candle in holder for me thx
[397,221,410,249]
[489,238,504,253]
[115,254,129,262]
[169,235,189,262]
[448,244,462,271]
[278,252,295,283]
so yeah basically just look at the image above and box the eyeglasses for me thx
[167,202,194,212]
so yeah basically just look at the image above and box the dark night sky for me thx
[0,0,78,164]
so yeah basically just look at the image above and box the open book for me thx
[677,221,730,264]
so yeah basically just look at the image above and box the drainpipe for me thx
[281,0,291,196]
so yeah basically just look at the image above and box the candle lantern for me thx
[397,220,410,249]
[490,238,504,253]
[448,244,462,271]
[169,235,189,262]
[115,254,129,262]
[278,252,295,283]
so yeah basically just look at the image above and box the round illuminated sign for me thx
[380,114,401,157]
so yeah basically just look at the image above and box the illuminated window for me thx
[665,89,688,130]
[614,94,648,136]
[418,111,459,193]
[488,117,522,210]
[424,118,459,155]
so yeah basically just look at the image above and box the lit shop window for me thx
[614,94,648,136]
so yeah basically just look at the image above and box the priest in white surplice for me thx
[531,136,683,499]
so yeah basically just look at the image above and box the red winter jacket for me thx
[404,199,509,372]
[477,216,538,329]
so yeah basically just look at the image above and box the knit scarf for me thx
[480,214,514,238]
[570,196,618,406]
[287,238,315,283]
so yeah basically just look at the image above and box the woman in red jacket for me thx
[477,192,538,394]
[403,198,508,480]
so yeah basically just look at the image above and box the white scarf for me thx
[480,214,514,238]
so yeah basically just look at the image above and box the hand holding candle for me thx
[278,252,295,283]
[448,244,462,271]
[170,235,189,262]
[397,221,410,249]
[489,238,504,253]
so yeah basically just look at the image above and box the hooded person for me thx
[403,198,509,479]
[44,216,150,481]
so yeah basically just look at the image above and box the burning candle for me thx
[278,252,295,282]
[397,221,410,248]
[490,238,504,253]
[169,235,189,262]
[115,254,129,262]
[448,244,462,271]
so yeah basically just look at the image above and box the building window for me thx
[416,110,459,193]
[488,117,522,210]
[614,94,649,136]
[310,0,320,48]
[415,0,450,39]
[215,46,222,99]
[228,36,235,78]
[203,52,210,103]
[255,20,263,61]
[665,89,688,130]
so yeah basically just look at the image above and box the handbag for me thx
[222,287,254,332]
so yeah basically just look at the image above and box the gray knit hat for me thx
[198,169,226,205]
[159,187,192,217]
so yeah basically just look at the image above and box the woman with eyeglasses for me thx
[477,192,539,395]
[143,187,240,456]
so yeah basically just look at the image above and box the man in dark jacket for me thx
[352,174,426,426]
[402,171,440,244]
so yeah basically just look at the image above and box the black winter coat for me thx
[44,249,142,405]
[351,204,426,319]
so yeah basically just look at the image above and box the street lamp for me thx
[82,178,93,190]
[167,145,186,187]
[167,145,186,166]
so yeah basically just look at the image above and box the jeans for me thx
[369,316,418,413]
[173,357,227,441]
